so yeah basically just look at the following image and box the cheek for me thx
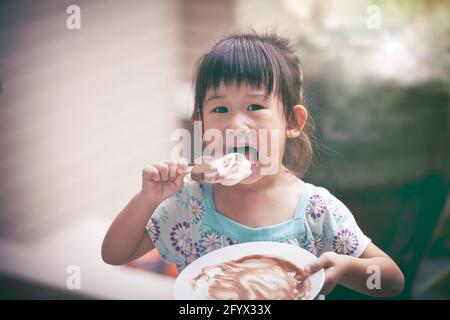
[202,116,224,132]
[201,120,216,135]
[265,126,287,159]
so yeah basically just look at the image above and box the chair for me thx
[327,173,449,299]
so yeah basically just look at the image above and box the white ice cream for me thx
[204,153,252,186]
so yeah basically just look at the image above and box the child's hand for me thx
[141,158,189,204]
[304,252,349,295]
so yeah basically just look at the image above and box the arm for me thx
[101,192,157,265]
[305,243,404,297]
[101,158,188,265]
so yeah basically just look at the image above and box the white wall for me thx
[0,0,182,241]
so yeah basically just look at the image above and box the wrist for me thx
[136,190,160,212]
[338,254,358,281]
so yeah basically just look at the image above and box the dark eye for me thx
[212,106,228,113]
[247,104,264,111]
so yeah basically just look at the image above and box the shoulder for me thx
[303,183,344,221]
[303,182,371,256]
[307,183,338,202]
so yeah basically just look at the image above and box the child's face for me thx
[202,82,289,185]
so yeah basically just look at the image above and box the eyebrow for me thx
[205,93,269,104]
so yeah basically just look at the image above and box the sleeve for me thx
[306,187,371,258]
[145,177,192,266]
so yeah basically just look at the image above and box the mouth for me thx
[227,146,259,165]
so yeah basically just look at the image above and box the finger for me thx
[165,161,178,180]
[174,172,185,188]
[305,254,331,274]
[305,260,323,274]
[143,166,160,182]
[153,162,169,181]
[176,157,189,174]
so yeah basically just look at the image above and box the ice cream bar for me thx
[187,153,252,186]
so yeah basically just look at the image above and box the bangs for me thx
[193,35,283,111]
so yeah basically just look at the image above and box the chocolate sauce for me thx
[191,254,311,300]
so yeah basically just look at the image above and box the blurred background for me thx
[0,0,449,299]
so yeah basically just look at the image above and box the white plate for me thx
[173,241,325,300]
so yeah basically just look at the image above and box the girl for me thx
[102,31,404,297]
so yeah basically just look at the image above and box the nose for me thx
[224,113,257,150]
[226,112,252,132]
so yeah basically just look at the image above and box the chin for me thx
[238,165,264,185]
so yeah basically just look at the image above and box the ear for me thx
[286,105,308,138]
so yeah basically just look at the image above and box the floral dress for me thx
[146,175,371,272]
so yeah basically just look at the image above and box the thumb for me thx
[173,172,185,189]
[305,255,331,274]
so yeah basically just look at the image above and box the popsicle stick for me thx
[186,165,206,183]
